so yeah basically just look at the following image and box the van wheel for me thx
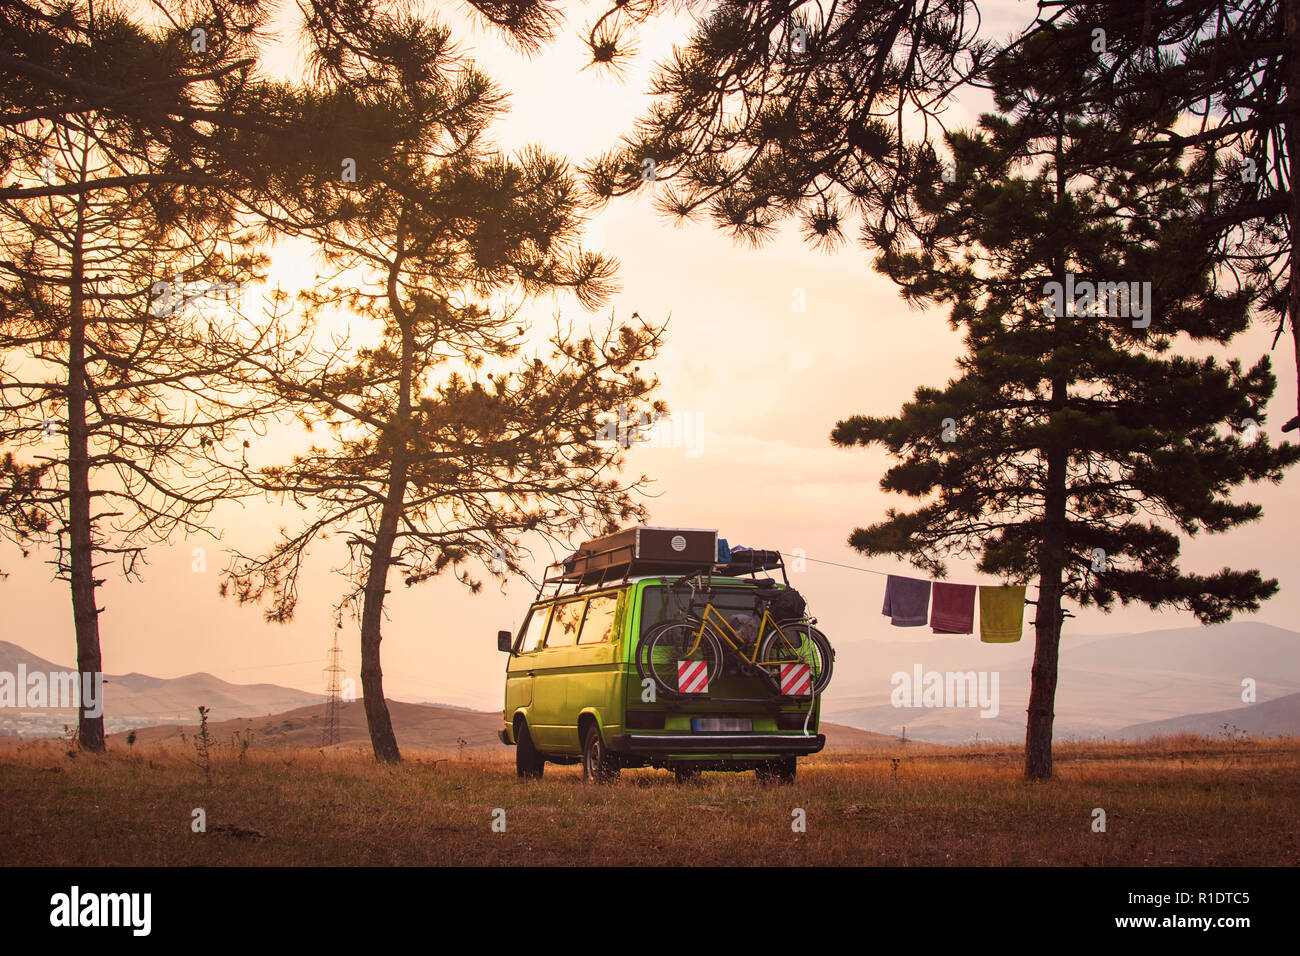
[515,722,545,779]
[674,766,702,784]
[756,757,796,785]
[582,724,619,783]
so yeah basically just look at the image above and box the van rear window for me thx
[639,585,762,637]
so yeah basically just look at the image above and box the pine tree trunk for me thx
[1025,440,1068,779]
[358,276,416,764]
[1025,436,1067,781]
[1024,574,1062,780]
[1024,424,1066,780]
[67,181,104,753]
[358,443,408,764]
[359,483,404,763]
[1285,0,1300,423]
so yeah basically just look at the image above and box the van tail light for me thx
[777,712,810,730]
[626,710,665,730]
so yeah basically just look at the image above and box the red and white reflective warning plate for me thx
[677,659,710,694]
[780,662,812,696]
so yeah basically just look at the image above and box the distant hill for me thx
[1062,622,1300,679]
[821,621,1300,744]
[0,640,321,734]
[413,701,483,713]
[1117,691,1300,741]
[820,722,909,751]
[0,641,66,676]
[113,697,905,753]
[115,699,500,751]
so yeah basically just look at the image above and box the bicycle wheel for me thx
[641,620,724,699]
[756,621,834,696]
[633,617,697,686]
[634,616,708,685]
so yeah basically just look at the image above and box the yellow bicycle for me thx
[637,580,833,698]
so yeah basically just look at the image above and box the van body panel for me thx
[504,653,533,741]
[504,603,549,742]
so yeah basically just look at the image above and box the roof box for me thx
[556,526,718,581]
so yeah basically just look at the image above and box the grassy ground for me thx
[1,735,1296,866]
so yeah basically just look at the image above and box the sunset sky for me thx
[2,0,1296,716]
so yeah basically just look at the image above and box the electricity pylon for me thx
[322,633,344,747]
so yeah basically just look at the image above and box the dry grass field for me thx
[103,699,903,754]
[1,734,1296,866]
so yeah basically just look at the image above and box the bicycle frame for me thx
[685,602,807,668]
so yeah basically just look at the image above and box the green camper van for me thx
[497,526,833,783]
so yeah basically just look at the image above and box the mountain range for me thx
[0,640,321,736]
[1115,690,1300,740]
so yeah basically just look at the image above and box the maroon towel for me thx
[882,574,931,627]
[930,582,976,635]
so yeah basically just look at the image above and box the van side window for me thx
[545,598,585,648]
[578,593,619,644]
[518,606,551,654]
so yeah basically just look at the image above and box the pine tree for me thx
[833,38,1300,780]
[219,3,665,763]
[0,1,310,752]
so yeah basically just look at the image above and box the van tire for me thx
[756,757,796,785]
[515,721,545,779]
[581,724,619,783]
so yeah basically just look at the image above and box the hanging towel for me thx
[882,575,932,627]
[979,585,1027,642]
[930,582,977,635]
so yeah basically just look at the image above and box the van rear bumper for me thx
[612,733,824,755]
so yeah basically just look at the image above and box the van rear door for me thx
[634,584,775,700]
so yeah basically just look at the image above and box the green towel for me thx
[979,585,1026,643]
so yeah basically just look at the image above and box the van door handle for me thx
[527,671,535,677]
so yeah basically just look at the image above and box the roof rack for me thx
[535,540,701,601]
[534,546,789,602]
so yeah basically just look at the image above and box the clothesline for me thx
[778,549,1040,598]
[774,550,1042,642]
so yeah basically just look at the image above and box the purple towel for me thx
[882,574,931,627]
[930,582,977,635]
